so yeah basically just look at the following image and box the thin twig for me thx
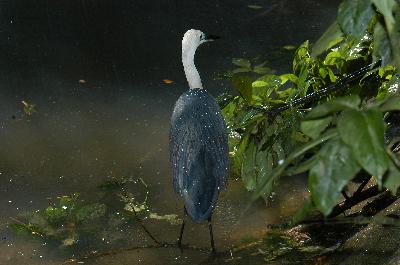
[119,187,163,246]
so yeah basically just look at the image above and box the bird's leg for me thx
[208,216,216,255]
[177,207,187,250]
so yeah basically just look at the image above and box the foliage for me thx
[10,193,106,246]
[221,0,400,217]
[9,177,181,248]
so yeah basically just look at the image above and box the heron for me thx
[169,29,229,254]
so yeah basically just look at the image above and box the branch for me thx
[328,185,381,218]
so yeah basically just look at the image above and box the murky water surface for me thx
[0,1,340,264]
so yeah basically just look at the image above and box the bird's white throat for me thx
[182,38,203,89]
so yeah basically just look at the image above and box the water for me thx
[0,0,340,264]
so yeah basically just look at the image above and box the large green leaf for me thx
[372,0,400,67]
[231,75,253,102]
[373,21,392,66]
[380,96,400,112]
[252,130,338,199]
[305,95,361,119]
[241,140,257,190]
[337,108,389,182]
[301,116,332,139]
[337,0,374,37]
[372,0,396,33]
[384,160,400,194]
[309,138,361,216]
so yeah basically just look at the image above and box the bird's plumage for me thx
[170,88,229,222]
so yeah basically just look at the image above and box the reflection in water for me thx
[0,0,339,264]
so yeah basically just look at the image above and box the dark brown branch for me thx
[328,185,381,218]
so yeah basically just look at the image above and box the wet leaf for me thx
[231,75,253,102]
[252,80,268,88]
[372,0,396,32]
[282,45,296,50]
[293,41,311,74]
[280,74,298,85]
[380,96,400,112]
[373,22,392,66]
[385,160,400,194]
[337,0,374,37]
[149,213,182,225]
[309,138,361,216]
[233,67,252,73]
[21,100,36,115]
[232,58,251,68]
[162,79,174,84]
[337,108,389,182]
[305,95,361,119]
[241,140,257,190]
[62,237,77,246]
[301,116,332,139]
[247,4,263,9]
[43,206,68,226]
[253,66,275,74]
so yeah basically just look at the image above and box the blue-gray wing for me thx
[169,89,229,196]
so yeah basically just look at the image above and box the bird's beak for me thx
[204,34,220,42]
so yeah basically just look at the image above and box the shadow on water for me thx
[0,0,341,264]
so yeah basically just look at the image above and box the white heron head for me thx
[182,29,219,62]
[182,29,219,89]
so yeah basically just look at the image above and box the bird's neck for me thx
[182,48,203,90]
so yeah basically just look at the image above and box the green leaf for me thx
[312,21,344,58]
[301,116,332,139]
[337,0,374,37]
[9,223,33,235]
[309,138,361,216]
[252,130,339,199]
[280,74,298,84]
[149,213,182,225]
[233,67,252,73]
[380,96,400,112]
[323,51,343,66]
[231,75,253,102]
[253,66,275,75]
[293,41,311,73]
[43,206,68,226]
[384,160,400,194]
[232,58,251,68]
[337,108,389,182]
[241,140,257,190]
[247,4,263,9]
[305,95,361,119]
[373,22,392,66]
[283,45,296,50]
[372,0,396,33]
[252,80,268,88]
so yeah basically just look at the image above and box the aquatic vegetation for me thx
[221,0,400,218]
[9,177,181,248]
